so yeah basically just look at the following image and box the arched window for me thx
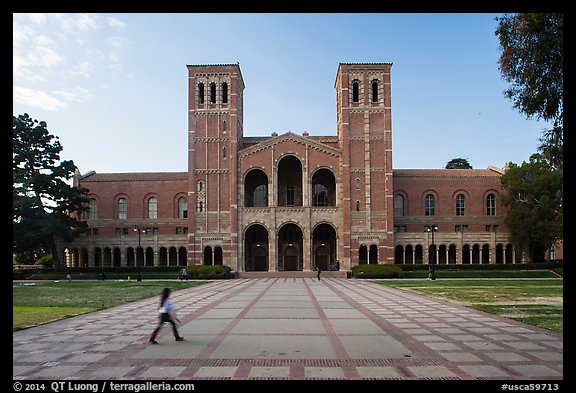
[221,82,228,104]
[178,197,188,219]
[487,193,496,216]
[198,83,205,104]
[355,178,360,190]
[312,168,336,207]
[425,194,435,216]
[356,200,361,211]
[197,180,204,192]
[118,198,127,219]
[352,80,359,103]
[88,198,97,220]
[371,80,379,102]
[210,82,216,104]
[223,120,227,131]
[456,194,465,216]
[223,146,227,159]
[394,194,404,217]
[198,201,203,212]
[245,169,268,207]
[148,197,158,219]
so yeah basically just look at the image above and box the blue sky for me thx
[13,13,550,173]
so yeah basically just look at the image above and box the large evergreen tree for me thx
[13,113,90,271]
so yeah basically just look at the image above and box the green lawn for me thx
[377,279,563,333]
[13,280,207,332]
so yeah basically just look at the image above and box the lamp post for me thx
[134,225,142,282]
[426,224,439,280]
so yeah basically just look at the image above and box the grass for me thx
[377,279,563,333]
[13,280,207,332]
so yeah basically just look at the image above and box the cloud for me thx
[13,86,67,111]
[13,13,129,112]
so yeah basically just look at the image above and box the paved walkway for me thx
[13,278,563,380]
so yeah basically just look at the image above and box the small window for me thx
[88,198,97,220]
[223,120,227,132]
[223,146,227,159]
[486,193,496,216]
[394,194,404,217]
[178,196,188,219]
[197,181,204,192]
[198,201,203,212]
[222,82,228,103]
[425,194,435,216]
[456,194,465,216]
[148,197,158,219]
[210,82,216,104]
[356,200,360,211]
[352,81,359,103]
[118,197,127,219]
[355,178,360,190]
[371,80,378,102]
[198,83,205,104]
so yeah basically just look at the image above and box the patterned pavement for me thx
[13,278,563,380]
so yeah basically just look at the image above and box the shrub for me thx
[35,254,53,267]
[351,264,404,278]
[186,265,232,279]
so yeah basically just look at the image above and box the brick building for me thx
[60,63,522,272]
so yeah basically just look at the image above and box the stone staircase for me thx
[235,271,350,279]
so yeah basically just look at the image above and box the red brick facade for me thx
[60,63,520,270]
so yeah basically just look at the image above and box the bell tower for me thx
[187,64,244,267]
[335,63,395,266]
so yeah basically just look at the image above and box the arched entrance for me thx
[244,224,269,271]
[312,223,337,270]
[278,223,303,271]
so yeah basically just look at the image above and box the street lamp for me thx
[426,224,439,280]
[134,225,143,282]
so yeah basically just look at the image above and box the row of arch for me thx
[394,192,498,217]
[243,157,336,208]
[243,222,339,272]
[197,81,228,105]
[394,243,520,264]
[64,246,188,267]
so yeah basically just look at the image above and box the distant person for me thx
[66,268,72,282]
[181,268,188,281]
[316,266,321,281]
[149,288,184,344]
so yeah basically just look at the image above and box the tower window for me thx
[210,82,216,104]
[223,146,227,159]
[222,82,228,103]
[352,81,359,103]
[198,83,205,104]
[371,80,379,102]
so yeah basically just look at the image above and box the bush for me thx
[186,265,232,279]
[351,264,404,278]
[35,254,53,267]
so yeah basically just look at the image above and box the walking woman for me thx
[149,288,184,344]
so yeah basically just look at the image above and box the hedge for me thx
[351,264,404,278]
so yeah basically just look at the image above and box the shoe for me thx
[175,336,184,341]
[149,339,158,344]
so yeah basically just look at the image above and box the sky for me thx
[13,13,551,174]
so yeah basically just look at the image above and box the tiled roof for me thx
[393,168,503,178]
[80,172,188,182]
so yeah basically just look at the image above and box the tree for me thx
[13,113,90,271]
[500,154,562,262]
[445,158,472,169]
[495,13,563,169]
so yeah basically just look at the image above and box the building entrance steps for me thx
[13,278,562,380]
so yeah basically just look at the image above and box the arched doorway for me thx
[277,155,302,207]
[278,223,303,271]
[244,224,269,271]
[312,223,337,270]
